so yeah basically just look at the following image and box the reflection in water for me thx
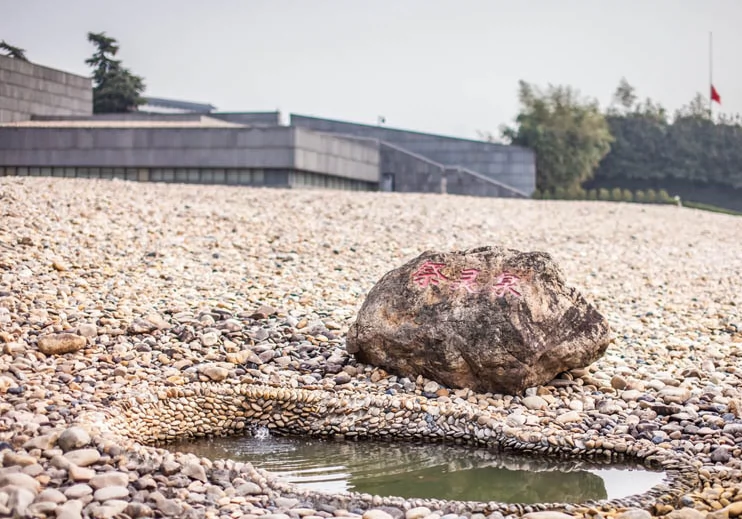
[165,434,665,504]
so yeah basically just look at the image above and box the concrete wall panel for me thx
[293,127,379,182]
[380,143,444,194]
[0,127,297,169]
[0,55,92,122]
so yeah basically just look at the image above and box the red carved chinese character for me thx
[492,272,521,297]
[412,261,449,287]
[451,268,480,293]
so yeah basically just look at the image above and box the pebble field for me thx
[0,177,741,519]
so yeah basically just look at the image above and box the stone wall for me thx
[0,55,92,123]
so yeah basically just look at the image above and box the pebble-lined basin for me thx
[165,434,666,504]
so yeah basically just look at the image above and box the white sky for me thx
[3,0,740,139]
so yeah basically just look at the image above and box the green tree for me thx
[0,40,28,61]
[85,32,145,113]
[608,77,637,115]
[675,92,712,120]
[622,189,634,203]
[595,79,742,206]
[598,188,611,201]
[610,187,623,201]
[634,190,646,203]
[586,189,598,201]
[645,189,657,203]
[501,80,614,193]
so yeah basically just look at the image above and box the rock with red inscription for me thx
[346,245,611,395]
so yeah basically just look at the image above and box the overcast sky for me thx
[3,0,740,138]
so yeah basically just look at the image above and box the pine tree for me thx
[85,32,145,113]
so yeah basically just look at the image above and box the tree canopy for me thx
[0,40,28,61]
[500,80,614,192]
[498,77,742,207]
[596,79,742,190]
[85,32,145,113]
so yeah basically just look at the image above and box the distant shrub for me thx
[541,189,552,199]
[598,188,611,201]
[567,186,587,200]
[610,187,623,201]
[532,189,542,199]
[645,189,657,203]
[634,190,646,203]
[586,189,598,200]
[657,189,673,203]
[554,186,567,199]
[622,189,634,203]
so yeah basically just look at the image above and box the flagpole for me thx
[709,31,713,119]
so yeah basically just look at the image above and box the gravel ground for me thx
[0,177,741,519]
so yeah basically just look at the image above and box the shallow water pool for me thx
[166,434,665,504]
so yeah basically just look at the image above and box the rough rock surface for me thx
[347,246,611,394]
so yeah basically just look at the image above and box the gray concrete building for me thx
[0,55,92,123]
[291,114,536,195]
[0,58,535,198]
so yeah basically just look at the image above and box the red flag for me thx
[711,84,721,104]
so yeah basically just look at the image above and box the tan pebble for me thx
[665,509,706,519]
[721,502,742,518]
[37,333,86,355]
[653,504,674,516]
[69,465,96,481]
[2,451,36,466]
[52,260,69,271]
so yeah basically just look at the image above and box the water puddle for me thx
[165,434,665,504]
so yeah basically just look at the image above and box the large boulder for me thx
[346,246,611,395]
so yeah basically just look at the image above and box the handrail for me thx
[445,165,530,198]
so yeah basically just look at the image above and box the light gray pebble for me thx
[93,485,129,501]
[65,483,93,499]
[7,485,35,516]
[405,507,432,519]
[522,396,547,410]
[36,487,67,503]
[0,472,40,494]
[363,511,395,519]
[63,448,100,467]
[275,497,300,509]
[615,510,652,519]
[89,471,129,489]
